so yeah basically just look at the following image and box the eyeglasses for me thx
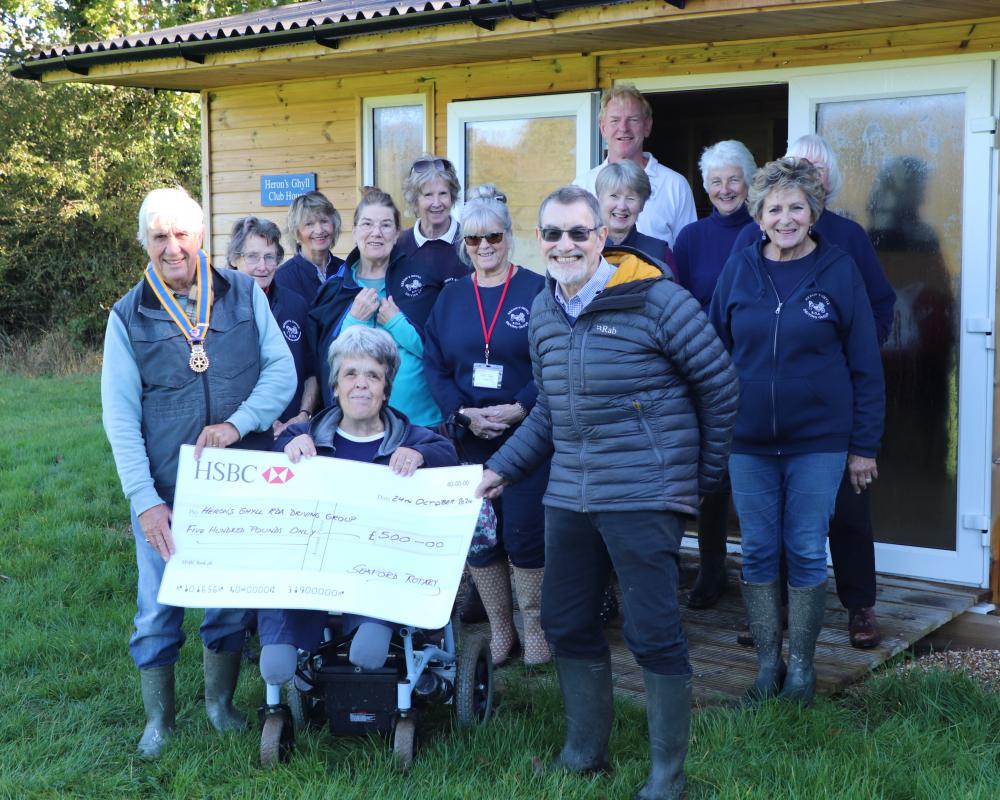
[355,220,397,234]
[464,232,505,247]
[240,252,278,265]
[410,157,455,174]
[539,226,599,243]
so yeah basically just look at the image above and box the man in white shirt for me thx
[574,85,697,247]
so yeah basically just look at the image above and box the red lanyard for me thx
[472,265,514,364]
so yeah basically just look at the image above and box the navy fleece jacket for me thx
[730,209,896,344]
[709,235,885,458]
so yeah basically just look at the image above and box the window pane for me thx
[817,93,963,550]
[373,105,424,216]
[465,117,577,273]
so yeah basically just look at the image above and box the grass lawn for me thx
[2,372,999,799]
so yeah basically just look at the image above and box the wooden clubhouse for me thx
[13,0,1000,698]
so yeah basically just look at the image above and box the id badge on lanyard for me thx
[472,362,504,389]
[471,265,513,392]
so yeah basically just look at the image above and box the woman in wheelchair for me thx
[258,325,458,709]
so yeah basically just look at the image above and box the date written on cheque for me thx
[368,530,445,549]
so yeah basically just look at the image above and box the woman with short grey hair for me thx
[595,160,676,276]
[228,216,318,437]
[256,326,457,729]
[671,139,757,611]
[273,190,344,301]
[424,184,550,667]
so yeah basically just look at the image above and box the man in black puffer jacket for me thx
[477,186,738,800]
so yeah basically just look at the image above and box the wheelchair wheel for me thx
[455,631,493,727]
[284,682,309,732]
[260,706,294,768]
[391,716,416,771]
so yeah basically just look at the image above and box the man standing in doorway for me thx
[574,84,697,247]
[477,186,738,799]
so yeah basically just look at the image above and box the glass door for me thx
[447,93,599,274]
[789,60,996,586]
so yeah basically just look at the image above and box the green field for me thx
[2,372,998,799]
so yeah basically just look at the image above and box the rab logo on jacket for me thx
[594,324,618,335]
[803,293,832,321]
[400,275,424,297]
[261,466,295,485]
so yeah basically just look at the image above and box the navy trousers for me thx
[541,507,690,676]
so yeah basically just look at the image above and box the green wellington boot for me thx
[779,582,827,705]
[550,654,614,773]
[636,671,691,800]
[203,646,248,732]
[741,579,786,702]
[137,665,175,758]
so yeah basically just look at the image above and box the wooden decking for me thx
[607,549,985,705]
[503,547,985,705]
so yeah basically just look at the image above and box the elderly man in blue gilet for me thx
[477,186,738,800]
[101,187,295,757]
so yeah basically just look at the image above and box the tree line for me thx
[0,1,276,344]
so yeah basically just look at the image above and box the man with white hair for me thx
[574,84,696,247]
[101,186,295,757]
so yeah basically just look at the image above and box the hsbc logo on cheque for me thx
[193,460,294,485]
[262,466,294,484]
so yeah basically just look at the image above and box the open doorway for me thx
[637,83,788,543]
[644,84,789,217]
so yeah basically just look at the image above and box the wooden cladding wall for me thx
[205,56,595,264]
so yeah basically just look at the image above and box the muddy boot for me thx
[512,566,550,666]
[551,654,613,773]
[687,491,730,610]
[779,582,827,705]
[636,671,691,800]
[468,561,519,666]
[137,665,175,758]
[742,579,786,702]
[203,646,248,732]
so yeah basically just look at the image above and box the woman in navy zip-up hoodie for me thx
[709,158,885,706]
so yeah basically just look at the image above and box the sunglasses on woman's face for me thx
[411,157,454,174]
[539,226,598,243]
[464,232,504,247]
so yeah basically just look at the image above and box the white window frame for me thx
[446,91,600,201]
[361,93,430,188]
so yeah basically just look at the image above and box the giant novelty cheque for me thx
[158,446,483,629]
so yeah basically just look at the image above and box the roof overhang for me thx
[11,0,1000,91]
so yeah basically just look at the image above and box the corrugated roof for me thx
[21,0,558,62]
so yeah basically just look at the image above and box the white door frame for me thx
[633,56,996,587]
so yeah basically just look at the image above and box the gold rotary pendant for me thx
[189,342,210,373]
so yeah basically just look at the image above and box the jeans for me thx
[729,452,846,588]
[129,505,250,669]
[541,507,689,676]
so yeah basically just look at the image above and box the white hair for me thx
[785,134,843,201]
[136,187,204,245]
[699,140,757,192]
